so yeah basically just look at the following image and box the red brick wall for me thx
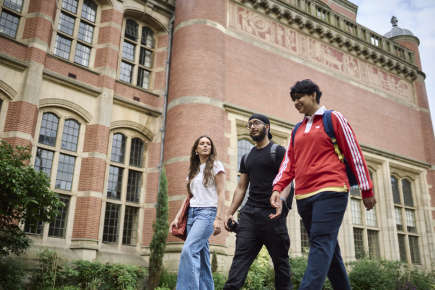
[78,157,107,192]
[4,101,38,136]
[72,196,102,239]
[83,124,109,154]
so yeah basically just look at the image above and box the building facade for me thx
[0,0,434,271]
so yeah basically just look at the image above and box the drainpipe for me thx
[158,15,175,190]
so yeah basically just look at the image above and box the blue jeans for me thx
[297,191,351,290]
[176,207,216,290]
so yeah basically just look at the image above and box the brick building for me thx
[0,0,434,272]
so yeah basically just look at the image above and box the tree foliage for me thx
[146,167,169,289]
[0,141,62,256]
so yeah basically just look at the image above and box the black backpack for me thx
[241,143,294,211]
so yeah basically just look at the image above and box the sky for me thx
[351,0,435,134]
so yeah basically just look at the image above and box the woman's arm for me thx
[213,171,225,235]
[169,195,188,233]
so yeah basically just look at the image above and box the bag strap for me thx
[291,121,303,149]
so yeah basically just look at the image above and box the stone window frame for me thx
[390,171,421,265]
[350,167,381,259]
[101,129,148,247]
[0,0,27,39]
[24,107,86,241]
[51,0,100,68]
[118,17,156,90]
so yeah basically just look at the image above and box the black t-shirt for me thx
[240,142,286,208]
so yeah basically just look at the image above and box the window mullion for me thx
[118,204,126,247]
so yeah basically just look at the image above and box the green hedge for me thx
[3,250,434,290]
[30,250,145,290]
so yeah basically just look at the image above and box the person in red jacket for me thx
[270,79,376,290]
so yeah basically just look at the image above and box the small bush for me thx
[211,251,218,273]
[0,257,26,290]
[30,250,145,290]
[159,268,177,289]
[349,258,403,290]
[243,247,274,290]
[213,272,227,290]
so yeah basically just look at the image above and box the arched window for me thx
[119,18,155,89]
[0,0,24,38]
[25,110,83,239]
[53,0,97,67]
[103,131,146,245]
[391,175,420,264]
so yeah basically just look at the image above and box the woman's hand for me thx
[169,217,179,234]
[213,219,222,236]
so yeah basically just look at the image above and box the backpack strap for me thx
[322,110,358,187]
[291,121,303,149]
[322,110,345,162]
[270,143,279,163]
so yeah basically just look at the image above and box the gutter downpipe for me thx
[157,14,175,192]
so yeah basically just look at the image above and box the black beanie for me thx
[249,113,273,139]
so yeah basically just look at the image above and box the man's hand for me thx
[270,191,281,208]
[224,215,235,231]
[269,191,282,219]
[363,196,376,210]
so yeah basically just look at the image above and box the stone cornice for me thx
[39,98,93,123]
[233,0,419,81]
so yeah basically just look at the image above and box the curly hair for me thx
[186,136,217,196]
[290,79,322,103]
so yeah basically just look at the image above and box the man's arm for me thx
[224,173,249,231]
[332,111,376,210]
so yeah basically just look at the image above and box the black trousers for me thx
[224,204,292,290]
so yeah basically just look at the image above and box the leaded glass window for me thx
[126,170,141,203]
[107,166,123,200]
[119,19,155,89]
[35,148,54,177]
[103,203,120,243]
[0,0,23,38]
[39,113,59,146]
[129,138,144,167]
[48,194,70,238]
[54,0,97,67]
[351,169,380,259]
[122,206,138,245]
[353,228,364,259]
[33,111,82,240]
[111,133,126,163]
[300,220,309,254]
[55,153,76,191]
[391,174,420,264]
[61,119,80,152]
[103,132,146,245]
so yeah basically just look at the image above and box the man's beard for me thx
[250,127,267,142]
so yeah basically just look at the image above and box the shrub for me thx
[159,268,177,290]
[290,256,307,289]
[0,257,26,290]
[30,250,145,290]
[213,272,227,290]
[31,249,64,289]
[349,258,403,290]
[243,247,274,290]
[147,168,169,289]
[211,251,218,273]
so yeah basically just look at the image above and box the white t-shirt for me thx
[189,160,225,207]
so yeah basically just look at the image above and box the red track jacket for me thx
[273,107,373,199]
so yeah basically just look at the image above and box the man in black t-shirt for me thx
[224,114,292,290]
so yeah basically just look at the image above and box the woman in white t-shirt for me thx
[170,135,225,290]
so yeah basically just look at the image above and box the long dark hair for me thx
[187,135,217,196]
